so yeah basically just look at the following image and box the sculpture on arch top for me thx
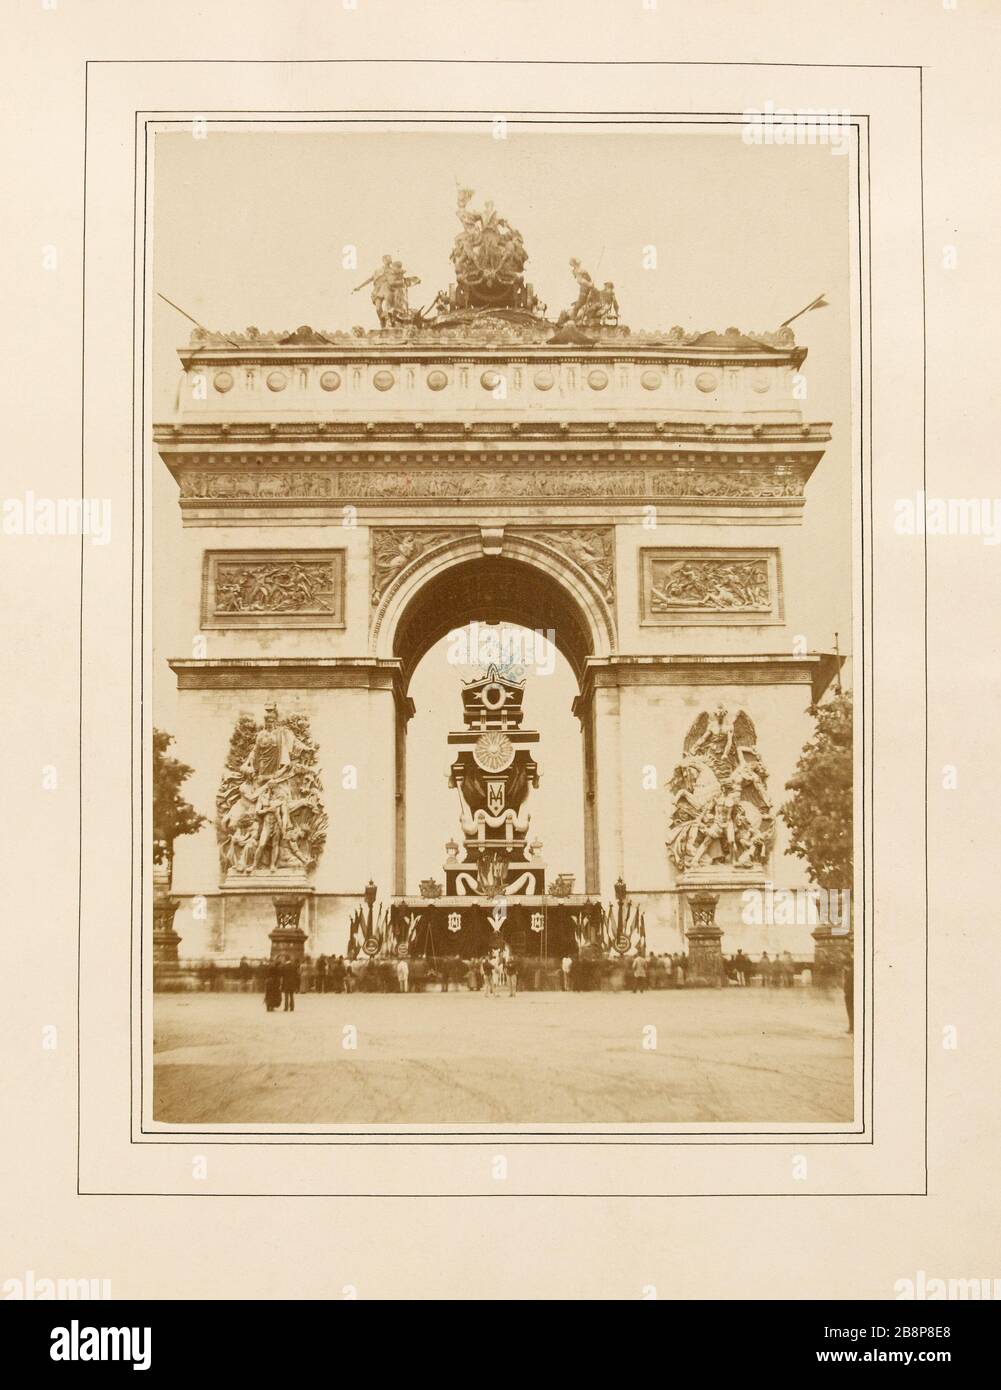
[446,186,539,314]
[352,254,421,327]
[556,257,620,329]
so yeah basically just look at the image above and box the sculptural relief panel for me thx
[640,548,782,626]
[201,549,346,628]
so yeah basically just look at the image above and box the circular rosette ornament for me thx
[473,730,515,773]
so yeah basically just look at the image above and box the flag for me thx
[781,293,829,328]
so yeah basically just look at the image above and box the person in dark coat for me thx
[264,957,282,1012]
[330,956,346,993]
[316,954,328,993]
[281,956,300,1012]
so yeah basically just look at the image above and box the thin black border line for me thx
[138,110,149,1137]
[111,112,851,118]
[130,108,138,1158]
[135,111,872,1146]
[77,61,88,1199]
[98,102,912,1189]
[70,61,921,1191]
[130,1137,871,1146]
[130,110,877,1152]
[861,115,871,1140]
[79,1191,927,1198]
[919,69,928,1196]
[139,113,867,1139]
[86,59,923,70]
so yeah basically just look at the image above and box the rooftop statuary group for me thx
[350,187,621,330]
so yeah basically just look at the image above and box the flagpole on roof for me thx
[780,293,829,328]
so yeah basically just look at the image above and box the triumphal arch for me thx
[154,189,838,975]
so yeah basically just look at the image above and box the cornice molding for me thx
[154,420,831,449]
[574,653,843,707]
[168,657,410,708]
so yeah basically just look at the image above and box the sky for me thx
[151,125,854,890]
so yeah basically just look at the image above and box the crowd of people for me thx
[190,948,808,1002]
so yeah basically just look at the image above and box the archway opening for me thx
[389,554,602,897]
[392,555,597,687]
[405,624,584,898]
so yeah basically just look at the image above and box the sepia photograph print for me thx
[13,0,1001,1323]
[149,122,858,1130]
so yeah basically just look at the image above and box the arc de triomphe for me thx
[154,243,839,964]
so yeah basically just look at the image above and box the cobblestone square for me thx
[153,987,854,1126]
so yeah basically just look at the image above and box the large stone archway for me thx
[157,305,841,964]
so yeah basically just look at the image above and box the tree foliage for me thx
[153,728,207,867]
[780,692,853,890]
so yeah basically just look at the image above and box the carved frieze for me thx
[180,472,335,500]
[202,550,345,628]
[640,548,781,626]
[650,471,804,500]
[178,466,807,505]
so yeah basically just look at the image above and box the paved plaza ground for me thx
[152,986,854,1126]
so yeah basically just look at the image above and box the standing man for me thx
[264,957,282,1013]
[281,955,300,1012]
[316,954,328,994]
[507,953,519,998]
[481,955,494,997]
[631,954,648,994]
[560,954,573,992]
[396,956,410,994]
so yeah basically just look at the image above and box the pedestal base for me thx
[685,890,724,987]
[811,926,852,985]
[677,867,768,891]
[223,868,312,893]
[269,892,310,960]
[685,927,724,987]
[152,930,182,964]
[269,927,308,961]
[152,892,182,963]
